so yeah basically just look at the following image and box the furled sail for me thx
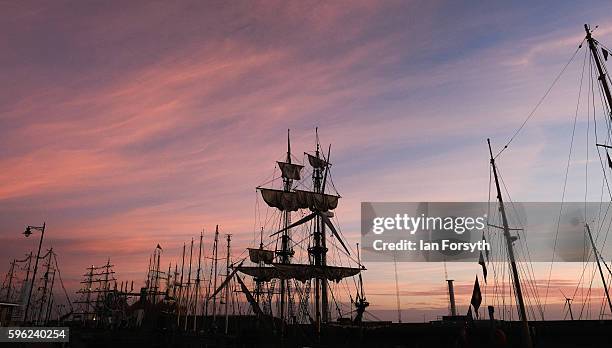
[294,190,339,211]
[237,266,282,282]
[259,188,339,212]
[237,263,361,283]
[277,161,303,180]
[248,248,275,264]
[259,188,300,211]
[272,263,361,283]
[306,153,329,168]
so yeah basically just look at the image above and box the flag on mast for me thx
[470,276,482,318]
[482,232,490,261]
[478,251,488,283]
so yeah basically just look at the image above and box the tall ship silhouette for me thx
[235,128,367,332]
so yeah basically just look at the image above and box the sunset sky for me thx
[2,1,612,322]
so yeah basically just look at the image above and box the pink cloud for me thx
[2,2,612,321]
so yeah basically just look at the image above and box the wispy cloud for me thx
[2,1,612,321]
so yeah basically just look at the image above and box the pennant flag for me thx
[478,251,488,283]
[607,152,612,170]
[482,232,489,262]
[470,276,482,318]
[603,47,609,61]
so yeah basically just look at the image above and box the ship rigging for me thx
[236,129,366,331]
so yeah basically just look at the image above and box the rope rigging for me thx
[495,39,585,159]
[492,26,612,320]
[245,137,364,325]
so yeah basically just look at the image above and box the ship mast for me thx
[584,24,612,316]
[585,24,612,119]
[4,259,17,303]
[585,224,612,314]
[313,130,324,327]
[225,234,232,334]
[278,129,295,323]
[255,227,264,305]
[308,128,330,329]
[211,225,220,321]
[44,256,56,325]
[177,243,185,326]
[488,139,532,348]
[37,249,53,325]
[353,243,369,323]
[184,238,193,330]
[194,230,203,331]
[154,248,161,304]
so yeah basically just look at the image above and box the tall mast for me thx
[204,227,216,317]
[44,253,56,325]
[353,243,369,323]
[167,263,171,298]
[279,129,294,323]
[194,230,203,331]
[585,24,612,118]
[313,137,321,331]
[23,252,32,286]
[356,243,365,303]
[172,264,178,298]
[488,139,532,348]
[584,24,612,316]
[84,265,93,320]
[44,266,55,324]
[212,225,220,320]
[310,128,329,327]
[20,252,32,322]
[177,243,185,326]
[320,142,330,323]
[37,249,53,324]
[184,238,193,330]
[585,224,612,314]
[154,249,160,304]
[146,255,152,301]
[255,227,264,305]
[5,259,16,302]
[225,234,231,334]
[102,259,112,315]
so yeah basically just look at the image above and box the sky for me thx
[2,0,612,322]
